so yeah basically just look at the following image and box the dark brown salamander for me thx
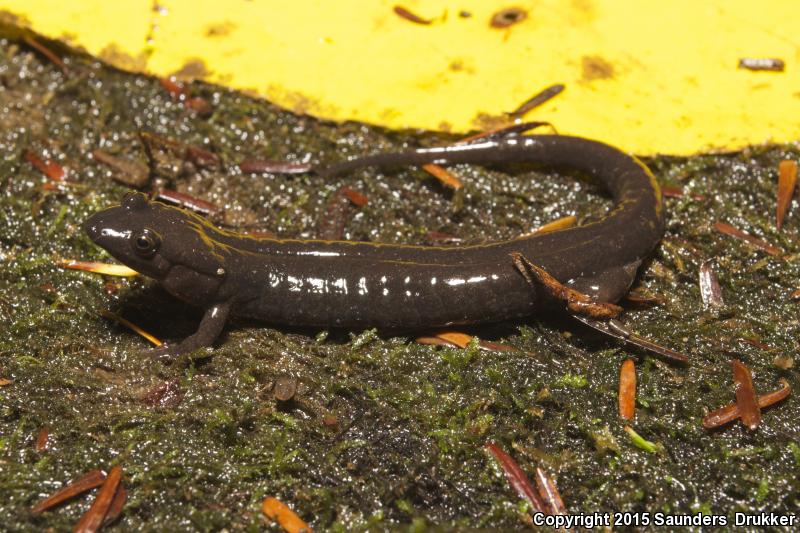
[83,134,663,357]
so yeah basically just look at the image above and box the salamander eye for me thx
[132,229,161,257]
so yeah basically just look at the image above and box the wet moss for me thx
[1,32,799,531]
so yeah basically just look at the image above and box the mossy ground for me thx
[0,31,798,532]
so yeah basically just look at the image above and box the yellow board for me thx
[2,0,799,155]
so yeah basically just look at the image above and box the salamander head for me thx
[83,192,226,280]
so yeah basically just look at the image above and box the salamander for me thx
[83,134,664,357]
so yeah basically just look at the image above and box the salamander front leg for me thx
[148,301,233,361]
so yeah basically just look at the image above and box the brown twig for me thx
[262,497,313,533]
[31,470,106,514]
[703,379,791,429]
[713,222,781,256]
[618,358,636,421]
[732,359,761,430]
[508,84,565,118]
[22,35,67,74]
[393,5,433,25]
[776,160,797,231]
[485,442,545,513]
[73,465,122,533]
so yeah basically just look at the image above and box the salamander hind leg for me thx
[510,252,628,319]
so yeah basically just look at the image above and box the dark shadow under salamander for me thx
[83,134,664,357]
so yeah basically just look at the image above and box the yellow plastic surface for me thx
[2,0,799,155]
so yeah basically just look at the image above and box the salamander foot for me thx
[510,251,623,319]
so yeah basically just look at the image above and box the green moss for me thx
[554,373,588,388]
[1,28,799,531]
[789,442,800,468]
